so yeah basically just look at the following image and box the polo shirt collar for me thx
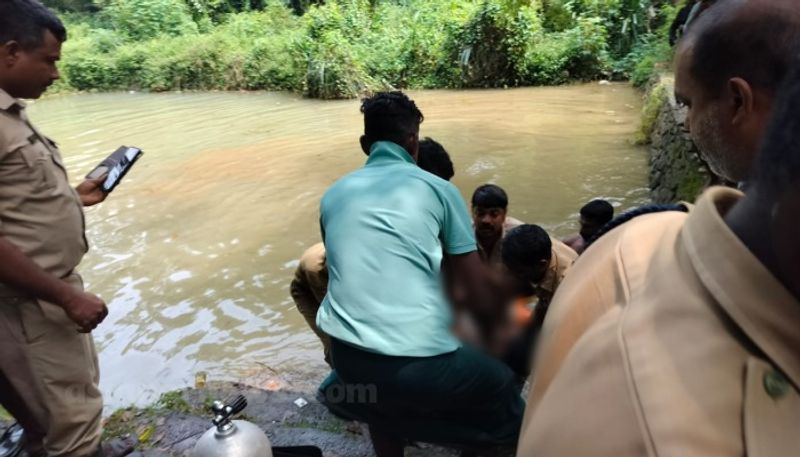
[0,88,25,112]
[683,186,800,389]
[366,141,416,166]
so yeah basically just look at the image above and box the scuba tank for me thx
[193,395,273,457]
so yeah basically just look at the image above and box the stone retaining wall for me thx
[646,77,713,203]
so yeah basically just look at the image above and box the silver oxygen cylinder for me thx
[193,395,273,457]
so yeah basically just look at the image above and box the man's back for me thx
[317,141,475,357]
[519,187,800,456]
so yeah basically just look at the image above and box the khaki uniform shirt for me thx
[518,187,800,456]
[290,243,331,365]
[477,216,524,266]
[533,237,577,306]
[0,89,86,296]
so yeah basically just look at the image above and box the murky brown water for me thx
[28,83,649,408]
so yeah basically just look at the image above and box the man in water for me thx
[517,58,800,457]
[0,1,132,455]
[472,184,523,267]
[317,92,522,456]
[526,0,800,411]
[291,138,457,368]
[562,199,614,254]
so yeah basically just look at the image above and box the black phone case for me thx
[86,146,143,193]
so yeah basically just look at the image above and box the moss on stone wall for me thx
[644,75,712,204]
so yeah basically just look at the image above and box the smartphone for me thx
[86,146,143,193]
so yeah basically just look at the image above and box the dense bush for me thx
[53,0,678,98]
[103,0,199,41]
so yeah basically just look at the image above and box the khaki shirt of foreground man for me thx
[518,187,800,456]
[0,89,102,456]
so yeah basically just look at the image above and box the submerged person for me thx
[527,0,800,411]
[317,92,523,456]
[562,199,614,254]
[472,184,524,267]
[0,1,133,455]
[290,138,457,368]
[517,58,800,457]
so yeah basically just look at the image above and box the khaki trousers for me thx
[0,276,102,457]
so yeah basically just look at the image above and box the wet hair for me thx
[580,200,614,224]
[472,184,509,209]
[501,224,552,269]
[361,91,424,146]
[417,137,454,181]
[753,60,800,196]
[0,0,67,49]
[682,0,800,97]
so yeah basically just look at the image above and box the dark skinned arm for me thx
[447,251,504,343]
[0,237,107,332]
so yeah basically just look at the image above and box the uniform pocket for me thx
[16,142,58,191]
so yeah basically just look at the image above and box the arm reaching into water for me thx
[0,237,107,332]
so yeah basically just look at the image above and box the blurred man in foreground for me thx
[518,61,800,457]
[527,0,800,411]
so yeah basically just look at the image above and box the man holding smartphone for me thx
[0,1,131,456]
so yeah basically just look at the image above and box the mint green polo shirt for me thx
[316,141,477,357]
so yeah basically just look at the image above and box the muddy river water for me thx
[28,83,649,408]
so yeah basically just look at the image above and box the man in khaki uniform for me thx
[496,225,576,376]
[0,2,125,456]
[526,0,800,410]
[500,225,577,309]
[516,59,800,457]
[290,243,331,366]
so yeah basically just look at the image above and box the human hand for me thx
[60,290,109,333]
[76,177,108,207]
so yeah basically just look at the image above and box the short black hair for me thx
[501,224,552,268]
[472,184,509,209]
[0,0,67,49]
[753,59,800,196]
[417,137,454,181]
[682,0,800,97]
[361,91,424,146]
[580,199,614,224]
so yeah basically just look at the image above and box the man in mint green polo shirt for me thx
[317,92,523,456]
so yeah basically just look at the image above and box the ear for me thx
[1,41,22,66]
[360,135,370,156]
[407,132,420,162]
[728,77,755,127]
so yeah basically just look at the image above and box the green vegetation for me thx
[102,389,216,444]
[636,79,668,144]
[47,0,679,98]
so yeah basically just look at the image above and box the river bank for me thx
[99,379,464,457]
